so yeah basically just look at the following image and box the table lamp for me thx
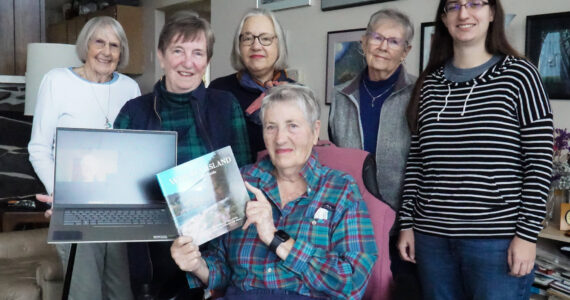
[24,43,82,116]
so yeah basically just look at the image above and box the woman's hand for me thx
[170,236,210,284]
[36,194,53,218]
[397,229,416,263]
[508,236,536,277]
[242,182,276,245]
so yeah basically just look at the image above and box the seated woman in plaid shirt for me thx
[171,84,378,300]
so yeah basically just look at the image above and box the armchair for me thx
[0,228,64,300]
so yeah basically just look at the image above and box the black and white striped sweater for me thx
[399,56,553,242]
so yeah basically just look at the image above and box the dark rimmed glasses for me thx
[443,0,490,14]
[239,33,276,46]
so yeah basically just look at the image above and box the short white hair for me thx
[75,16,129,70]
[260,84,320,129]
[366,8,414,45]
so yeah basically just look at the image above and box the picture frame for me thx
[525,12,570,99]
[257,0,311,11]
[325,28,366,104]
[420,22,435,74]
[321,0,396,11]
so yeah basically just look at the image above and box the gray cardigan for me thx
[329,67,416,211]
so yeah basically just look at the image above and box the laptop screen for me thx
[54,128,177,205]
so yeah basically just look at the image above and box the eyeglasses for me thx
[367,32,407,49]
[239,33,276,46]
[89,38,120,53]
[443,0,489,14]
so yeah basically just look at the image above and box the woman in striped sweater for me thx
[397,0,553,299]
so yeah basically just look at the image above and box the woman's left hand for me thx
[507,236,536,277]
[242,182,276,245]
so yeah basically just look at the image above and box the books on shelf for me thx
[156,146,249,245]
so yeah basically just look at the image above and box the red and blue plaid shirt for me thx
[187,152,378,299]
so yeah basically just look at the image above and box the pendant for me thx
[105,118,112,129]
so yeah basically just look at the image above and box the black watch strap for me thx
[269,230,290,253]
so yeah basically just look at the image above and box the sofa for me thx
[0,113,63,299]
[0,228,64,300]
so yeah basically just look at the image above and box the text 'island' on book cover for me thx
[156,146,249,245]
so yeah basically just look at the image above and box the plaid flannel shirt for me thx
[188,152,378,299]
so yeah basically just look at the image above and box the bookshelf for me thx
[540,222,570,244]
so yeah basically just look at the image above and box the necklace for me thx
[79,67,113,129]
[361,79,395,107]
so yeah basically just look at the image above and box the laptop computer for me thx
[47,127,179,243]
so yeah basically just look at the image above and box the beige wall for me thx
[136,0,570,137]
[209,0,570,138]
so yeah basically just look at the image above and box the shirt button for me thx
[267,268,272,273]
[311,220,317,225]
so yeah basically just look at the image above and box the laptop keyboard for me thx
[63,208,171,226]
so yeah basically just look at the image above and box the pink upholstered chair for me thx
[312,140,395,300]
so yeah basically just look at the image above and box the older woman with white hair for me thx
[328,8,421,299]
[171,84,378,300]
[209,8,295,161]
[29,16,140,299]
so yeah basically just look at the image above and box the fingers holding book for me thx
[171,236,203,272]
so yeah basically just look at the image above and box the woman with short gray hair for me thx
[29,16,140,300]
[171,83,378,299]
[75,16,130,70]
[259,84,320,128]
[328,8,421,300]
[209,8,295,162]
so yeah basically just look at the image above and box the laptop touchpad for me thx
[52,231,82,241]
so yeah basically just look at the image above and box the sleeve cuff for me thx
[281,238,318,274]
[186,273,206,289]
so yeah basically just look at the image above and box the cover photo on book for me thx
[156,146,249,245]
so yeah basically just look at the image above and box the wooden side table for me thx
[0,211,49,232]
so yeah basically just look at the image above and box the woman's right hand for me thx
[36,194,53,218]
[397,229,416,263]
[171,236,210,283]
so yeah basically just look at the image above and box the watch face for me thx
[275,230,290,242]
[566,210,570,225]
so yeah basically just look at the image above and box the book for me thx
[156,146,249,245]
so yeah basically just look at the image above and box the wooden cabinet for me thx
[47,16,86,45]
[47,5,143,75]
[0,0,45,76]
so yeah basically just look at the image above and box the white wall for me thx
[210,0,570,138]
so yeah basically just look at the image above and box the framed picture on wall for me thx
[525,12,570,99]
[321,0,396,11]
[420,22,435,74]
[325,28,366,104]
[257,0,311,11]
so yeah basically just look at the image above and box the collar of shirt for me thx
[154,77,207,109]
[252,151,320,211]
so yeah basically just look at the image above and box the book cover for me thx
[156,146,249,245]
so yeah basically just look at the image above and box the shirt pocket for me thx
[306,218,331,250]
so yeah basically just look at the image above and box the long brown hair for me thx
[406,0,522,133]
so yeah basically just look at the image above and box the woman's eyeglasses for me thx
[367,32,407,49]
[89,38,120,53]
[444,0,489,14]
[239,33,276,46]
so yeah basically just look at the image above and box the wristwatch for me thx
[269,230,290,253]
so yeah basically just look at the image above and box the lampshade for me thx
[24,43,82,115]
